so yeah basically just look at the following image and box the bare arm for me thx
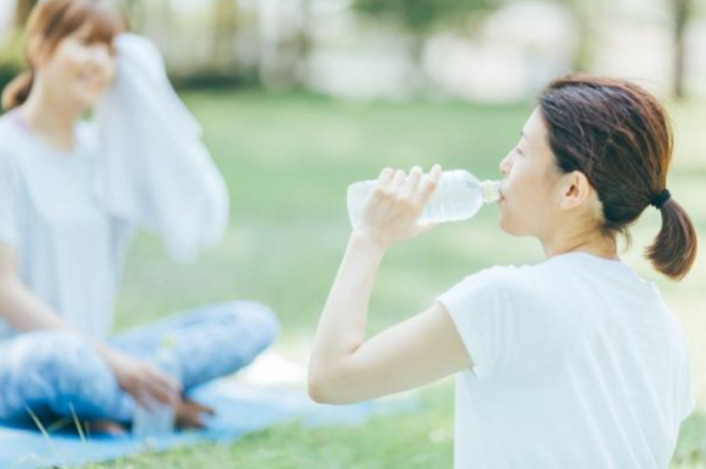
[0,242,123,360]
[0,243,70,332]
[0,242,180,408]
[308,166,473,404]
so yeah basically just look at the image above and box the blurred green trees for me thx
[1,0,703,99]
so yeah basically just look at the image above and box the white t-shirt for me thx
[0,113,133,339]
[437,252,693,469]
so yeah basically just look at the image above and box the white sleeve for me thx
[437,266,578,381]
[0,149,19,246]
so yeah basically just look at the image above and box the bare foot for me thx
[176,398,215,429]
[85,420,128,436]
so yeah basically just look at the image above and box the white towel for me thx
[93,33,229,263]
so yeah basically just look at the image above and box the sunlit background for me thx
[1,0,705,467]
[3,0,705,100]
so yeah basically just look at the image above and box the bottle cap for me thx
[482,180,501,203]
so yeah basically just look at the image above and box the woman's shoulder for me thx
[0,112,25,144]
[462,261,556,290]
[447,258,584,310]
[440,262,583,341]
[0,113,28,166]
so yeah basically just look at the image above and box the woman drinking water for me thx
[309,75,696,468]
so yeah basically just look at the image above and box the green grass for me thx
[77,91,706,468]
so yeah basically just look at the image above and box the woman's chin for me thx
[498,214,523,236]
[73,89,106,111]
[498,216,511,234]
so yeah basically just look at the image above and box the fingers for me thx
[400,166,423,198]
[388,169,406,194]
[357,164,441,245]
[375,167,394,190]
[372,164,440,208]
[369,169,406,223]
[143,367,181,406]
[414,164,441,206]
[128,365,181,408]
[429,164,442,184]
[185,399,215,415]
[176,412,205,429]
[132,388,152,409]
[176,399,216,429]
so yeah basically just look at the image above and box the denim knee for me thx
[231,300,280,348]
[0,331,104,418]
[27,331,103,395]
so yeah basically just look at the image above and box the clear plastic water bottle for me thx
[132,335,180,439]
[347,169,500,226]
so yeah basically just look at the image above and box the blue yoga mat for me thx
[0,380,416,469]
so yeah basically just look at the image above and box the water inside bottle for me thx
[346,170,500,226]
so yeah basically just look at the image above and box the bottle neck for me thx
[481,180,501,203]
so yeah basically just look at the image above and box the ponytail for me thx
[1,71,34,111]
[540,76,698,281]
[644,198,698,280]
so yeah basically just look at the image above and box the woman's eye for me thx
[515,147,524,156]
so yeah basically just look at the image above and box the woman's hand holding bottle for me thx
[353,165,442,248]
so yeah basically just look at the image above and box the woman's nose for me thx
[499,155,510,177]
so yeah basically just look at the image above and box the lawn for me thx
[81,90,705,468]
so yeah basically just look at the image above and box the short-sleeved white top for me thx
[438,252,693,469]
[0,113,132,340]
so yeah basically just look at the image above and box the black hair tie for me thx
[650,189,671,209]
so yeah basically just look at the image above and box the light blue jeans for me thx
[0,300,279,424]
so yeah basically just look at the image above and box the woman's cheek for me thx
[105,65,117,88]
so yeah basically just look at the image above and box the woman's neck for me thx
[541,226,618,261]
[19,80,82,152]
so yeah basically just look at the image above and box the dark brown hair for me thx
[1,0,125,111]
[539,75,697,280]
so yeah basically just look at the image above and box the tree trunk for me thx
[569,0,593,72]
[14,0,38,28]
[408,32,427,94]
[297,0,313,84]
[674,0,690,100]
[120,0,146,33]
[213,0,238,71]
[8,0,38,65]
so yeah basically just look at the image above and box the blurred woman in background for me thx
[0,0,278,434]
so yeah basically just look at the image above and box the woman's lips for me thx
[78,72,104,89]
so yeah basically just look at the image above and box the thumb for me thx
[187,400,216,415]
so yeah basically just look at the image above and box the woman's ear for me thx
[26,34,47,68]
[558,171,593,210]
